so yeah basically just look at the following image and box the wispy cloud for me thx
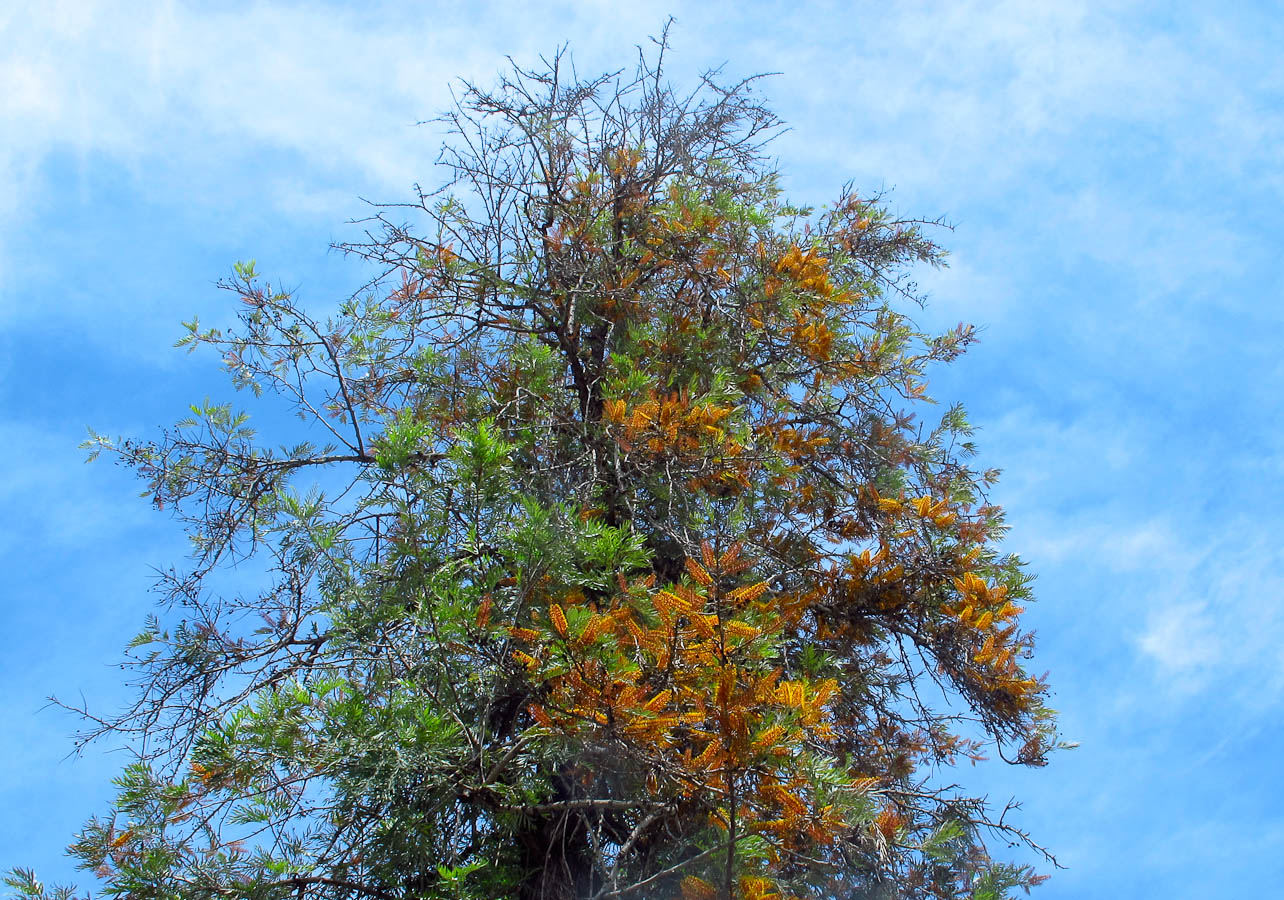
[1136,533,1284,696]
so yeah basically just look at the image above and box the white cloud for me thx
[957,395,1284,706]
[1138,599,1224,672]
[1023,504,1284,700]
[0,0,748,326]
[0,420,154,549]
[1137,534,1284,691]
[0,3,462,202]
[0,1,733,213]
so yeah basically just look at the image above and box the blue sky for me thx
[3,0,1282,895]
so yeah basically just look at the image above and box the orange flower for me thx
[549,603,568,637]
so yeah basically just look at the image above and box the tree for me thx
[9,37,1058,900]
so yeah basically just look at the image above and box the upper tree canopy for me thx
[11,38,1057,900]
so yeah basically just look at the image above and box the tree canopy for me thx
[10,39,1058,900]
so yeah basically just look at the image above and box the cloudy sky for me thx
[3,1,1282,895]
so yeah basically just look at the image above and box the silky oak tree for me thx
[9,38,1060,900]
